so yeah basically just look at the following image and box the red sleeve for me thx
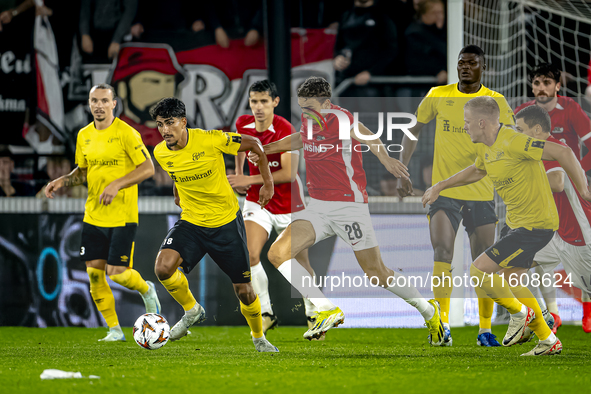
[570,103,591,171]
[235,115,252,136]
[275,116,296,140]
[514,103,526,115]
[544,160,561,172]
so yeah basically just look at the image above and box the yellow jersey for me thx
[75,118,150,227]
[474,126,558,231]
[416,83,515,201]
[154,128,242,228]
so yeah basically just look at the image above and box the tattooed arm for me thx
[45,166,87,198]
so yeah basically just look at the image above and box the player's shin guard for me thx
[277,259,336,311]
[510,285,552,341]
[241,295,264,339]
[479,297,495,330]
[87,267,119,328]
[250,262,273,315]
[386,273,434,320]
[109,268,149,294]
[160,270,197,311]
[470,264,523,314]
[433,261,453,324]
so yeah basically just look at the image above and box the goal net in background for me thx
[463,0,591,324]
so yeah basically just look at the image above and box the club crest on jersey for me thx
[193,151,205,161]
[108,137,120,143]
[316,135,325,141]
[552,127,564,134]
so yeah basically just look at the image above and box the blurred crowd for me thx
[0,0,447,197]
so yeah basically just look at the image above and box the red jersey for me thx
[516,96,591,171]
[119,115,163,147]
[300,104,368,203]
[544,136,591,246]
[236,114,305,215]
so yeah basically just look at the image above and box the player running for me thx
[228,80,319,334]
[150,97,279,353]
[398,45,515,347]
[515,63,591,332]
[251,76,445,343]
[515,105,591,334]
[45,84,161,342]
[422,96,591,355]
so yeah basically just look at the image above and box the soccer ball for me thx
[132,313,170,350]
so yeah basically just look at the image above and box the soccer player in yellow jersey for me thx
[45,84,161,342]
[398,45,514,347]
[150,97,279,352]
[423,96,591,355]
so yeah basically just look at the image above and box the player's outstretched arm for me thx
[239,135,274,207]
[422,165,487,207]
[100,159,155,206]
[229,152,297,188]
[542,141,591,200]
[248,133,303,165]
[397,122,426,196]
[44,166,87,199]
[351,122,410,180]
[231,152,250,194]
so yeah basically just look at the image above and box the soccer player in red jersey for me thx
[228,80,319,334]
[515,105,591,334]
[515,63,591,331]
[250,77,446,343]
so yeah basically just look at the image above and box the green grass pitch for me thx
[1,326,589,394]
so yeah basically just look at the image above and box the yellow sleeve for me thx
[75,132,87,168]
[498,97,515,125]
[474,148,486,171]
[122,128,151,165]
[415,88,438,124]
[506,132,545,161]
[212,130,242,156]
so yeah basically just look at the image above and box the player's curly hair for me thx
[528,63,561,84]
[150,97,187,120]
[297,76,332,102]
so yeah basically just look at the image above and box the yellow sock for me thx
[87,267,118,328]
[160,270,196,311]
[240,295,263,339]
[478,297,495,329]
[470,264,523,314]
[433,261,453,324]
[109,269,149,294]
[510,285,551,341]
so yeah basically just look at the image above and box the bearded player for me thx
[515,63,591,332]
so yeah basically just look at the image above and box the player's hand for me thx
[248,151,260,166]
[0,11,13,25]
[258,183,274,208]
[397,177,414,198]
[131,23,144,38]
[333,55,350,71]
[45,178,64,199]
[233,185,249,195]
[227,174,251,189]
[81,34,93,54]
[422,184,441,208]
[99,182,120,206]
[354,71,371,86]
[108,42,120,59]
[381,156,410,180]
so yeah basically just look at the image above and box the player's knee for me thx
[433,245,453,263]
[267,243,288,268]
[234,283,256,305]
[154,257,176,281]
[249,253,261,267]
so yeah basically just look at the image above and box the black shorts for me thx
[485,225,555,269]
[427,196,497,235]
[160,211,250,283]
[80,222,137,267]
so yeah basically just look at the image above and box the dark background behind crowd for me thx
[0,0,447,198]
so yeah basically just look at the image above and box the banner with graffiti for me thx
[101,29,336,146]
